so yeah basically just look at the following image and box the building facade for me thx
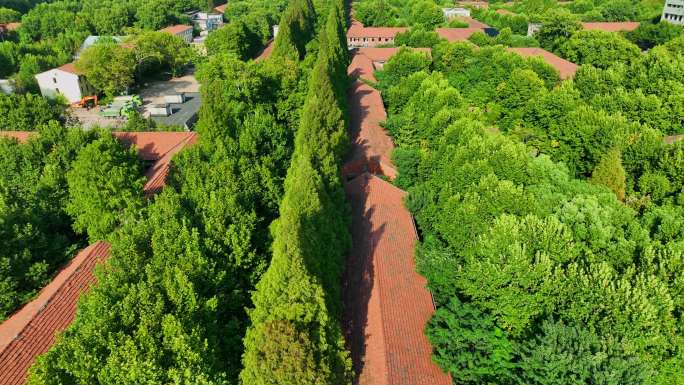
[159,25,194,43]
[346,21,407,48]
[442,7,471,20]
[662,0,684,25]
[35,63,95,103]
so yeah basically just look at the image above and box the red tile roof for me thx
[582,22,640,32]
[457,1,489,8]
[159,24,193,35]
[0,131,197,195]
[344,174,451,385]
[214,4,227,13]
[112,132,197,194]
[0,132,33,142]
[664,134,684,144]
[0,22,21,31]
[459,16,489,29]
[345,81,396,179]
[343,49,451,385]
[56,62,83,76]
[255,39,274,62]
[508,47,578,79]
[0,242,111,385]
[436,27,482,41]
[347,20,408,39]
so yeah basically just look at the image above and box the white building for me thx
[0,79,14,94]
[527,22,543,36]
[662,0,684,25]
[35,63,95,104]
[159,25,194,43]
[191,12,224,33]
[443,7,471,20]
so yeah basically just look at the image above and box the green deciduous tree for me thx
[627,21,684,50]
[536,9,582,54]
[591,148,627,201]
[0,93,62,131]
[75,42,136,97]
[559,30,641,69]
[0,7,20,23]
[427,297,514,384]
[65,132,145,241]
[517,319,648,385]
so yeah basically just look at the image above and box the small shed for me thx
[164,93,186,104]
[149,104,172,117]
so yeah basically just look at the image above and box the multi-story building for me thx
[159,24,194,43]
[35,63,96,104]
[662,0,684,25]
[442,7,470,20]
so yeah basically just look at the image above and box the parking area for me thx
[68,107,127,129]
[68,69,201,130]
[139,70,201,129]
[138,70,200,105]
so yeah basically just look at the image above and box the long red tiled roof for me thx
[582,22,640,32]
[255,39,274,62]
[343,48,451,385]
[344,174,451,385]
[460,16,489,29]
[436,27,482,41]
[347,20,408,39]
[0,131,197,195]
[457,1,489,8]
[0,132,33,142]
[0,242,111,385]
[508,47,578,79]
[344,81,397,180]
[664,134,684,144]
[112,132,198,194]
[0,22,21,31]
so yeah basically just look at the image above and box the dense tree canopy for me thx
[558,29,641,69]
[25,1,348,384]
[0,93,62,131]
[65,133,146,241]
[241,2,352,384]
[376,36,684,385]
[0,125,145,322]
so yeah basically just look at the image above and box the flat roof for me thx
[149,92,201,130]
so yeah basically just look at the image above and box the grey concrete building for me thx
[662,0,684,25]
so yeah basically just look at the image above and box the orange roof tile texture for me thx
[508,47,579,79]
[0,242,111,385]
[343,48,451,385]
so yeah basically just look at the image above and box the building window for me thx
[53,77,57,84]
[55,88,60,94]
